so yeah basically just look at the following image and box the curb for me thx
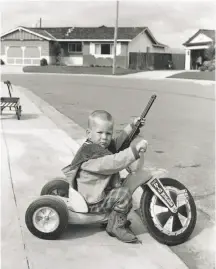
[166,77,216,86]
[2,69,215,86]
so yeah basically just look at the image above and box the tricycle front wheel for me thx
[140,178,197,246]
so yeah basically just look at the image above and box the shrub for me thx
[204,43,215,61]
[208,65,215,72]
[203,61,211,67]
[1,59,5,65]
[148,66,154,71]
[40,58,48,66]
[200,65,207,71]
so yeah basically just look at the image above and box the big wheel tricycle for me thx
[25,95,197,246]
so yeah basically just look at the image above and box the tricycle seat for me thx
[67,187,89,213]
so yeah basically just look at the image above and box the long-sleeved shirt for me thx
[77,123,140,204]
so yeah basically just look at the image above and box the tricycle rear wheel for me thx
[41,179,69,197]
[25,195,68,240]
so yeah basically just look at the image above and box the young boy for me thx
[64,110,148,243]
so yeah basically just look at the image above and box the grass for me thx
[23,65,140,76]
[167,71,215,81]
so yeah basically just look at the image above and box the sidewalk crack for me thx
[1,121,31,269]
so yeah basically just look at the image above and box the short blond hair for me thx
[88,110,113,128]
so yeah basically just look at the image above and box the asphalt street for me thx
[1,73,215,268]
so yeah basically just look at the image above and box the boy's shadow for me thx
[61,224,106,240]
[61,210,148,241]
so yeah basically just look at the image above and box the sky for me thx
[0,0,215,49]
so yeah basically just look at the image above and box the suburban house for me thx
[1,25,167,68]
[183,29,215,70]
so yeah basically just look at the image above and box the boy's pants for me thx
[88,187,132,214]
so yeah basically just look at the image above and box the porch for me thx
[185,45,209,70]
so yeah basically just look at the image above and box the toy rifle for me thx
[117,94,157,152]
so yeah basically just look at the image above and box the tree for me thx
[204,42,215,61]
[52,41,62,65]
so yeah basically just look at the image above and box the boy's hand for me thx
[133,117,146,127]
[135,139,148,153]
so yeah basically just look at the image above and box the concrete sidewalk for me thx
[0,83,189,269]
[1,65,24,74]
[123,70,185,79]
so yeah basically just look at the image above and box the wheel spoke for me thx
[178,213,188,227]
[49,211,58,219]
[45,208,52,217]
[155,197,167,208]
[157,211,172,226]
[178,205,188,218]
[169,190,177,206]
[163,216,173,232]
[37,211,44,218]
[35,215,43,222]
[154,205,169,215]
[176,191,188,208]
[172,214,183,232]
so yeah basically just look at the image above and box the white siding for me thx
[116,43,121,55]
[128,31,165,53]
[190,33,213,44]
[89,43,95,55]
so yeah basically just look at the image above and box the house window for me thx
[68,43,82,53]
[95,44,114,55]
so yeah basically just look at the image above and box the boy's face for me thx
[87,118,113,148]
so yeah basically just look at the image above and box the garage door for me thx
[6,46,41,65]
[7,46,23,65]
[24,47,40,65]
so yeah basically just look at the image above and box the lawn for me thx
[168,71,215,81]
[23,65,140,76]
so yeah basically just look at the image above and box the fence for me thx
[129,52,185,70]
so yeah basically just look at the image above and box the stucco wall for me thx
[128,31,165,53]
[83,42,90,55]
[83,41,128,68]
[83,55,127,68]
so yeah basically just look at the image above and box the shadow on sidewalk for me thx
[0,113,40,120]
[61,224,104,240]
[188,209,215,240]
[61,214,148,241]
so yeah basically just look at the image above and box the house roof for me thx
[1,25,166,47]
[27,28,57,40]
[25,26,147,40]
[183,29,215,46]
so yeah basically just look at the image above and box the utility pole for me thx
[112,0,119,75]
